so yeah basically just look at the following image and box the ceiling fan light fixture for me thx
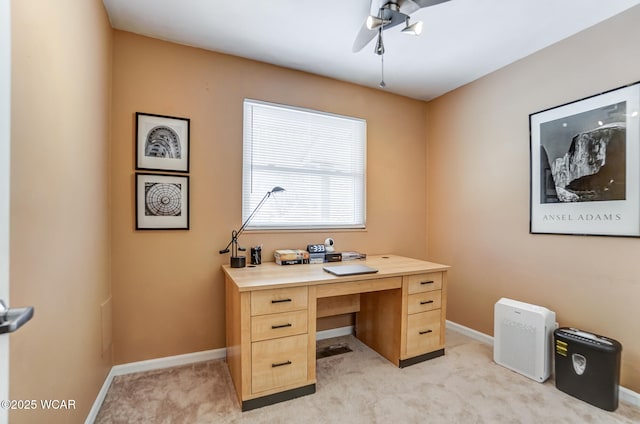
[401,19,423,36]
[366,15,390,31]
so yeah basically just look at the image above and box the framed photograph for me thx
[136,112,190,172]
[530,81,640,236]
[136,173,189,230]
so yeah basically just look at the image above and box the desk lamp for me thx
[219,186,285,268]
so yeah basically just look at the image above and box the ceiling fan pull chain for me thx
[380,53,385,88]
[379,26,386,88]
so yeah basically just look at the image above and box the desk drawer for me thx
[406,272,443,294]
[251,310,308,342]
[406,310,441,356]
[251,287,308,316]
[251,334,308,394]
[407,291,441,315]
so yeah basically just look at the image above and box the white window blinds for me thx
[243,99,366,230]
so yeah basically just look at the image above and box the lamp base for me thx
[230,256,246,268]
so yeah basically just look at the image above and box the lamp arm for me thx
[235,191,272,240]
[219,189,277,255]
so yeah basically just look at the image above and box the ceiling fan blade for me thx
[370,0,384,16]
[352,22,377,52]
[410,0,451,9]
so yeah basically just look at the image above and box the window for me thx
[243,99,366,230]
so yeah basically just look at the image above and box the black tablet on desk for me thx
[322,264,378,276]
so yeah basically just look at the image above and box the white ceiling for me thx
[102,0,640,101]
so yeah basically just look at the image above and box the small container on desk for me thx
[250,246,261,265]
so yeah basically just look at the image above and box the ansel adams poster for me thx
[530,82,640,236]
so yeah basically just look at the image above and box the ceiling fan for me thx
[352,0,452,53]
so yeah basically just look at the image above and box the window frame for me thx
[242,99,367,231]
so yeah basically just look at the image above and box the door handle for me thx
[0,300,34,334]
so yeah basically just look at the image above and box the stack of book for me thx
[274,249,309,265]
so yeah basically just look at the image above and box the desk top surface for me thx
[223,255,450,291]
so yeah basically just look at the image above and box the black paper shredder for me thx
[554,327,622,411]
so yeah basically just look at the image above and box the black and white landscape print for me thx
[539,101,626,203]
[530,82,640,237]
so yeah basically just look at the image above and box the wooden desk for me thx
[224,255,450,411]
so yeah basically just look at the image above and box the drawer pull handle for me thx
[271,323,293,329]
[419,329,433,335]
[272,360,292,368]
[420,280,434,285]
[420,300,434,305]
[271,298,292,304]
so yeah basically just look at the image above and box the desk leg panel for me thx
[225,278,252,402]
[307,286,317,383]
[440,272,448,348]
[356,288,402,366]
[225,278,241,401]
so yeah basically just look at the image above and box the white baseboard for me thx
[446,320,494,345]
[85,348,225,423]
[620,386,640,409]
[85,367,115,424]
[446,320,640,409]
[110,348,226,377]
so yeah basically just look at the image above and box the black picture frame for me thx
[135,173,190,230]
[136,112,190,173]
[529,81,640,237]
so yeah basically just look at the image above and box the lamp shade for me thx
[366,15,390,30]
[401,20,423,36]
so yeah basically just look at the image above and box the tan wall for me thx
[10,0,112,422]
[110,31,429,364]
[426,6,640,391]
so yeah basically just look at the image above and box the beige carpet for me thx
[95,330,640,423]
